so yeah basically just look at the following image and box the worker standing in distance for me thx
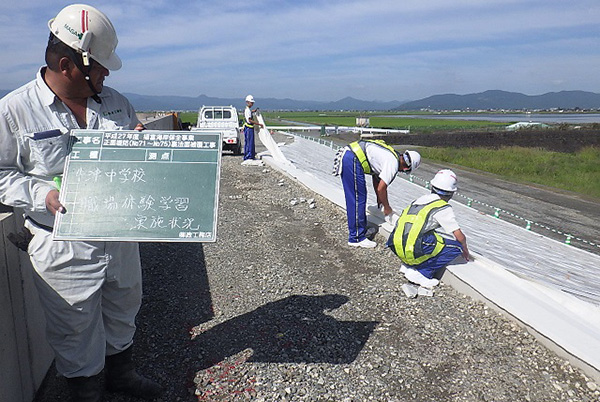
[387,169,470,288]
[0,4,160,401]
[242,94,263,164]
[334,139,421,248]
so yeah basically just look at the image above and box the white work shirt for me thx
[244,106,252,125]
[412,193,460,235]
[364,142,400,185]
[0,67,140,227]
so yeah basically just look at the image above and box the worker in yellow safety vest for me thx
[242,94,263,163]
[387,169,470,288]
[334,139,421,248]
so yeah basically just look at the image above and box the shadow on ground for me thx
[34,243,377,401]
[191,294,378,369]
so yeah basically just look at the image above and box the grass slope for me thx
[419,146,600,199]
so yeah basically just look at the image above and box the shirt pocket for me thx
[25,129,70,176]
[98,109,135,130]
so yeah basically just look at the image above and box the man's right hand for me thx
[46,189,66,215]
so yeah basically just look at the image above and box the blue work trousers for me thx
[341,150,368,243]
[401,233,464,279]
[243,126,255,160]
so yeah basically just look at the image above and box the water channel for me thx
[378,113,600,124]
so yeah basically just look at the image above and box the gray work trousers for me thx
[25,219,142,378]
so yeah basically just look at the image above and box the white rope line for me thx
[408,174,599,248]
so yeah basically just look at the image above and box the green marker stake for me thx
[53,176,62,191]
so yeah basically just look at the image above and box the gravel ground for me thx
[34,149,599,402]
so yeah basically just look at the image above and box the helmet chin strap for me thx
[84,75,102,104]
[80,52,102,104]
[77,32,102,103]
[69,48,101,104]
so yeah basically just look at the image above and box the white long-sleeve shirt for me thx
[0,67,140,227]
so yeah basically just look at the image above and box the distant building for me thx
[356,117,370,127]
[506,122,550,131]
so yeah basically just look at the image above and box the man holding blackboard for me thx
[0,4,161,401]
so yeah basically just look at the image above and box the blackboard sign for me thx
[53,129,222,242]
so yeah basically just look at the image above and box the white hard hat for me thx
[245,95,255,103]
[402,150,421,172]
[48,4,121,70]
[430,169,458,194]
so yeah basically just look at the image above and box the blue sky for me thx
[0,1,598,102]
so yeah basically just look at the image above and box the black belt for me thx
[25,216,54,232]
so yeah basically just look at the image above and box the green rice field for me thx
[179,111,198,126]
[261,111,507,132]
[181,110,506,131]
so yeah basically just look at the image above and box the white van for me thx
[192,105,242,154]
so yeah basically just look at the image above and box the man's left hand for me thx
[46,189,66,215]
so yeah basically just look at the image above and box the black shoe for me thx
[105,346,163,400]
[66,374,103,402]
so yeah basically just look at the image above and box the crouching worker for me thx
[387,169,470,288]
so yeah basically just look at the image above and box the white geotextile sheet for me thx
[255,113,292,166]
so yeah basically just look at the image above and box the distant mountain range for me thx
[121,93,406,112]
[1,89,599,111]
[395,90,600,111]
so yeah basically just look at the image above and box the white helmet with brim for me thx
[430,169,458,195]
[402,150,421,173]
[48,4,121,71]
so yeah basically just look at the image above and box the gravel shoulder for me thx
[34,148,599,401]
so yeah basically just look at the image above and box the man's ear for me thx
[58,56,74,75]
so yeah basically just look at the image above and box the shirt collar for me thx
[36,66,109,106]
[36,67,58,107]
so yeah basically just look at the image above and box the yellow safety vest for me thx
[244,109,255,128]
[389,199,449,265]
[348,140,399,175]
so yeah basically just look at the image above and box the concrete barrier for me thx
[0,211,54,402]
[136,112,182,130]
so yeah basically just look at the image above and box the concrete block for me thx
[0,213,53,402]
[0,213,26,402]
